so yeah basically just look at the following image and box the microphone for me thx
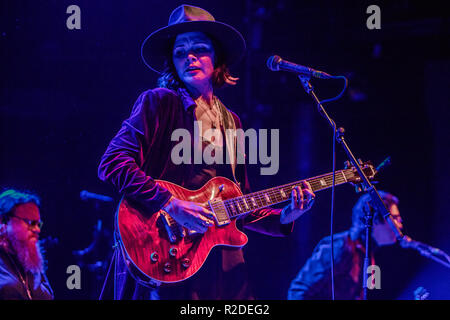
[80,190,113,203]
[267,55,333,79]
[401,236,450,269]
[399,236,442,256]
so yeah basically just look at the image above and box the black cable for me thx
[319,76,348,105]
[318,75,348,301]
[330,122,337,300]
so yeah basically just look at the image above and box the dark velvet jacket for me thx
[287,230,374,300]
[98,87,292,299]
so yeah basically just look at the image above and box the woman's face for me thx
[172,31,215,92]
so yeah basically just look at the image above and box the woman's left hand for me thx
[280,181,315,224]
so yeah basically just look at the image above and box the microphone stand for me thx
[362,204,375,300]
[298,75,404,300]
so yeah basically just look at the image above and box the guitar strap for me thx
[216,97,240,187]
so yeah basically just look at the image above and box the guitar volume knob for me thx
[181,258,190,269]
[169,247,178,257]
[150,252,159,263]
[163,262,172,273]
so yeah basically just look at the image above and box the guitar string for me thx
[230,166,367,217]
[227,170,347,208]
[167,168,364,221]
[220,174,348,216]
[166,170,351,228]
[212,167,367,218]
[227,172,347,207]
[218,172,352,218]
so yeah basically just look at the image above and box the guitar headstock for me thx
[343,160,377,187]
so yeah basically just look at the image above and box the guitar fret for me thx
[243,197,250,210]
[225,202,234,217]
[221,166,371,219]
[238,200,244,213]
[228,200,235,215]
[253,193,264,208]
[225,201,233,216]
[273,189,284,202]
[237,198,244,212]
[342,170,348,182]
[257,192,266,205]
[256,196,262,207]
[307,171,347,192]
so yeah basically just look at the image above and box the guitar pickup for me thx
[208,199,230,226]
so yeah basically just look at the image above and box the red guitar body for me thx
[116,162,376,284]
[116,176,247,284]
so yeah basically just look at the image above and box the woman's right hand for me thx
[162,197,215,233]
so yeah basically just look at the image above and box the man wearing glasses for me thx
[288,191,403,300]
[0,189,53,300]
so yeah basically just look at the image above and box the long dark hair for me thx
[157,36,239,90]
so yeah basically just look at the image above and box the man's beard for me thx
[9,236,44,275]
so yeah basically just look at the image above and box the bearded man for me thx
[0,189,53,300]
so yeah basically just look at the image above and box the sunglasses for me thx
[12,216,44,229]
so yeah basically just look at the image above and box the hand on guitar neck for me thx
[162,197,215,233]
[280,181,316,224]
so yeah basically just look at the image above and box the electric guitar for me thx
[116,162,376,284]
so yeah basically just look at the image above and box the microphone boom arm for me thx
[401,237,450,269]
[298,75,404,240]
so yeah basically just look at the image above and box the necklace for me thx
[196,96,223,130]
[6,251,32,300]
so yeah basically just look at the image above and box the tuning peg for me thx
[344,160,351,169]
[376,156,391,173]
[355,184,363,193]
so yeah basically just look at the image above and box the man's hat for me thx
[141,4,246,73]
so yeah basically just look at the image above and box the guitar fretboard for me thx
[218,169,353,219]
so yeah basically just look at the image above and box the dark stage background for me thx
[1,0,449,299]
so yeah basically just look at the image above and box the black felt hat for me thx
[141,4,246,73]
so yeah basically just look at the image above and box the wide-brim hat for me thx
[141,4,246,73]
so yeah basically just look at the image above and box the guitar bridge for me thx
[160,210,185,243]
[208,199,230,226]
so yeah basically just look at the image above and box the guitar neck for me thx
[222,169,351,219]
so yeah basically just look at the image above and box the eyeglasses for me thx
[11,216,43,229]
